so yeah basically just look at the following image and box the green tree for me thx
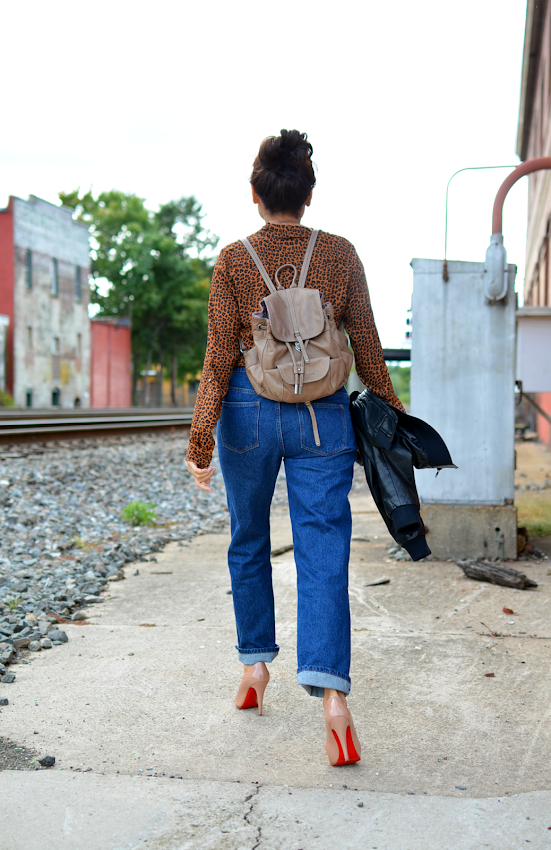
[59,190,218,404]
[387,364,411,407]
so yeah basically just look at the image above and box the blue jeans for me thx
[217,368,357,697]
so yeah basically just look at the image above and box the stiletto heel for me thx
[324,695,361,766]
[235,662,269,716]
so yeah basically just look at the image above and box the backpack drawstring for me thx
[294,332,309,363]
[285,342,306,395]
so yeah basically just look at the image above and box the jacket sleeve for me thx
[186,249,241,469]
[343,246,405,412]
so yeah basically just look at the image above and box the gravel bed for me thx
[0,736,38,771]
[0,432,234,682]
[0,430,358,686]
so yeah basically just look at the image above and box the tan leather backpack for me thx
[240,229,353,445]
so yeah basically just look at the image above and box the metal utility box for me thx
[410,258,517,560]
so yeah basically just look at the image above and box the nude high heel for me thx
[234,662,269,716]
[324,695,361,766]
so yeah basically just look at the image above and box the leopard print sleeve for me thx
[344,245,405,412]
[186,248,241,468]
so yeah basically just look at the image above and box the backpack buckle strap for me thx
[305,401,321,446]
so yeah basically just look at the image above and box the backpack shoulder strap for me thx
[297,229,319,288]
[240,237,277,295]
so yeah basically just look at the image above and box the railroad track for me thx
[0,353,411,445]
[0,408,194,444]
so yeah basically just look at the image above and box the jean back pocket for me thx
[220,401,260,453]
[299,403,347,455]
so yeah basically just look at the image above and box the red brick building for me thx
[90,317,132,408]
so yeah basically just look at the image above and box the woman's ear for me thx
[252,187,260,204]
[305,189,313,207]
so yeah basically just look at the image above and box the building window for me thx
[52,387,61,406]
[52,336,60,354]
[75,266,82,302]
[26,389,33,408]
[25,249,32,289]
[51,258,59,296]
[77,333,82,357]
[26,326,33,350]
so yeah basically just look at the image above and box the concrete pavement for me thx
[0,471,550,848]
[2,772,551,849]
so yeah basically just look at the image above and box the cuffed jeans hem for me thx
[297,669,351,698]
[236,646,279,664]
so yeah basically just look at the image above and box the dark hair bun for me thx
[251,129,316,215]
[259,129,312,169]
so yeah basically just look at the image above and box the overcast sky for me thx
[0,0,528,346]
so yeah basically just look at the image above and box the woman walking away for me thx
[186,129,403,766]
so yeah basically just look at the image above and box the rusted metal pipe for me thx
[442,164,516,282]
[492,156,551,234]
[485,157,551,301]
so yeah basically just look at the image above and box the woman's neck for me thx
[262,213,303,225]
[258,199,305,226]
[253,189,311,226]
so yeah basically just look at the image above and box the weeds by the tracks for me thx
[122,501,157,527]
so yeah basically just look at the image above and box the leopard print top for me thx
[186,222,404,468]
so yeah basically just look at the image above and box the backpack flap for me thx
[264,288,325,342]
[277,356,330,387]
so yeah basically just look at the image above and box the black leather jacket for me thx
[350,388,456,561]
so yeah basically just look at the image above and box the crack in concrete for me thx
[243,784,262,849]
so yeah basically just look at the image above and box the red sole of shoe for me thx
[237,687,258,710]
[346,725,361,762]
[330,726,361,766]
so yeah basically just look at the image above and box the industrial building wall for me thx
[13,248,91,407]
[11,196,91,408]
[0,201,14,394]
[517,6,551,443]
[523,3,551,303]
[90,320,131,408]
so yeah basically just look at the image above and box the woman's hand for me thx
[186,461,216,493]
